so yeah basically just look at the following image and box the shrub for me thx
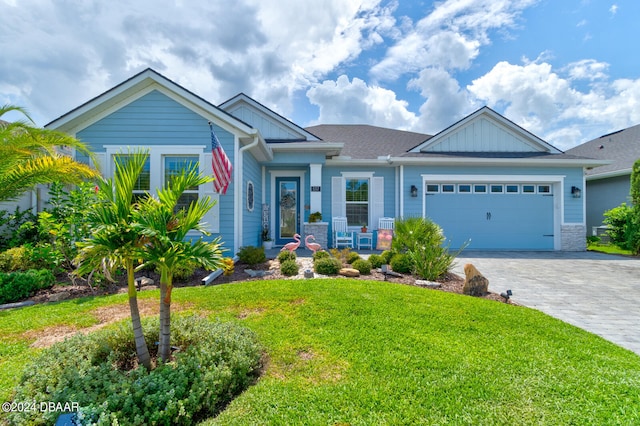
[28,244,66,273]
[221,257,235,276]
[330,247,352,265]
[0,246,33,271]
[171,259,198,282]
[409,244,457,281]
[10,315,262,426]
[277,250,297,263]
[280,259,299,276]
[312,250,330,261]
[0,207,38,250]
[392,216,445,254]
[346,251,361,264]
[368,253,384,268]
[0,269,56,304]
[390,253,412,274]
[314,257,342,275]
[352,258,371,275]
[238,245,266,266]
[380,250,394,265]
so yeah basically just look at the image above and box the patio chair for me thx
[333,217,354,248]
[378,217,395,231]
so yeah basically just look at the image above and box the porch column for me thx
[309,163,322,214]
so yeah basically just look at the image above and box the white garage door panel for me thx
[425,189,554,250]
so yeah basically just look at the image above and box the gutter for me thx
[234,132,261,254]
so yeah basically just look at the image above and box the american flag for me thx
[209,122,232,195]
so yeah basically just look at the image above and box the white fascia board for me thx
[270,142,343,155]
[585,168,632,181]
[392,156,610,168]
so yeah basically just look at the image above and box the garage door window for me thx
[506,185,519,193]
[458,184,471,193]
[522,185,535,193]
[538,185,551,193]
[490,184,503,193]
[442,184,455,193]
[426,184,439,193]
[424,182,553,195]
[474,184,487,193]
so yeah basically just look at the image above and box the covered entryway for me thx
[423,178,558,250]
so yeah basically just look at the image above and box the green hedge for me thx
[0,269,56,304]
[10,315,262,425]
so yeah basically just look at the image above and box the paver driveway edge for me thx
[453,251,640,356]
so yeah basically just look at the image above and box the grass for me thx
[2,279,640,425]
[587,242,635,256]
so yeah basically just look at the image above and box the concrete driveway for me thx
[452,251,640,356]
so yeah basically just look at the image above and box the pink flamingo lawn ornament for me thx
[304,234,322,254]
[281,233,301,253]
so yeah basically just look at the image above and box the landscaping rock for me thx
[339,268,360,277]
[462,263,489,296]
[245,269,275,278]
[415,279,441,288]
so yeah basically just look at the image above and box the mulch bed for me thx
[26,257,510,305]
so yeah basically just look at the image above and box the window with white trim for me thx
[164,155,199,212]
[345,178,369,226]
[114,154,151,202]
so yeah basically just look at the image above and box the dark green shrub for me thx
[277,250,297,263]
[380,250,394,264]
[312,250,330,261]
[29,244,66,274]
[352,258,371,275]
[0,207,38,250]
[0,269,56,304]
[346,251,361,264]
[280,259,299,276]
[10,315,262,426]
[368,253,384,268]
[409,244,456,281]
[238,245,266,266]
[392,216,445,254]
[390,253,412,273]
[314,257,342,275]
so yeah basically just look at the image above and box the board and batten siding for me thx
[76,90,237,248]
[242,151,263,247]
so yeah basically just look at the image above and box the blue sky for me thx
[1,0,638,150]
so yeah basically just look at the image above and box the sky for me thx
[1,0,639,150]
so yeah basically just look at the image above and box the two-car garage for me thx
[423,176,560,250]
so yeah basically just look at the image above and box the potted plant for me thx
[361,223,368,233]
[262,226,273,250]
[308,211,322,223]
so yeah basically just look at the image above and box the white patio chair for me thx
[378,217,395,231]
[332,217,354,248]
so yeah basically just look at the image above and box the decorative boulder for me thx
[339,268,360,277]
[462,264,489,296]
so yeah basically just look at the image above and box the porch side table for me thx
[357,232,373,250]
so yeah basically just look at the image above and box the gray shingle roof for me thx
[304,124,431,159]
[566,124,640,177]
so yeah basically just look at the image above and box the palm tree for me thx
[74,151,152,370]
[134,164,224,362]
[0,104,98,202]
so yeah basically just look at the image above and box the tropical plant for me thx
[133,164,224,362]
[73,150,152,370]
[0,104,98,202]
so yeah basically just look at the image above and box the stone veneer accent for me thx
[303,222,328,251]
[561,224,587,251]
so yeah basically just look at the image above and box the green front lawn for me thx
[2,279,640,425]
[587,242,636,256]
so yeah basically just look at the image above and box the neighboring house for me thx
[566,125,640,235]
[39,68,605,253]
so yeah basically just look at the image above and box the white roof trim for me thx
[220,93,320,141]
[45,69,255,137]
[410,107,562,154]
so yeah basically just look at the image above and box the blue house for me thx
[45,68,605,253]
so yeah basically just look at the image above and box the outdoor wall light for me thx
[571,186,582,198]
[410,185,418,197]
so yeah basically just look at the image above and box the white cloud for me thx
[306,75,418,129]
[371,0,539,81]
[467,59,640,148]
[610,4,618,15]
[564,59,609,81]
[0,0,394,124]
[409,67,477,133]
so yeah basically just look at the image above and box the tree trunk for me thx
[127,262,151,370]
[158,268,172,363]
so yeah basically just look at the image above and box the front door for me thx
[275,177,300,245]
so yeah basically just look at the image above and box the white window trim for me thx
[103,145,218,234]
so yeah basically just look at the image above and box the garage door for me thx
[425,183,554,250]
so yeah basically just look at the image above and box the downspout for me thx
[234,133,260,254]
[399,165,404,218]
